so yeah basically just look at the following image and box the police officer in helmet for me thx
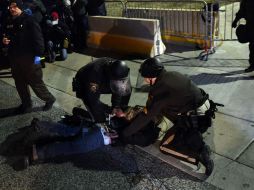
[122,57,217,176]
[72,57,131,122]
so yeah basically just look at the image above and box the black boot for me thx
[13,145,38,171]
[198,145,214,176]
[244,65,254,72]
[43,97,56,111]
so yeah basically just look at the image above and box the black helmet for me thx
[236,24,249,43]
[109,60,129,80]
[109,60,131,96]
[139,57,164,78]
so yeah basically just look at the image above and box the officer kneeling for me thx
[122,57,222,176]
[72,57,132,122]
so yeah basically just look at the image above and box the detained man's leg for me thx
[24,120,82,147]
[32,127,105,162]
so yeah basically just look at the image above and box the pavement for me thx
[0,40,254,190]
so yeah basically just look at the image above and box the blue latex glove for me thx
[34,56,41,64]
[34,56,45,65]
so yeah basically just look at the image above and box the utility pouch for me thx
[205,100,224,119]
[176,113,212,134]
[191,114,212,134]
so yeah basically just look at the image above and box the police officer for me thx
[73,57,132,122]
[122,57,216,176]
[232,0,254,72]
[2,0,56,113]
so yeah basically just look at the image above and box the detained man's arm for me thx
[122,98,165,137]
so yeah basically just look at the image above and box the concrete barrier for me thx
[87,16,166,57]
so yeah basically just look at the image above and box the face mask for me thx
[110,78,131,96]
[52,20,58,25]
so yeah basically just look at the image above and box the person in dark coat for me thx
[71,0,106,49]
[0,0,9,68]
[232,0,254,72]
[44,11,71,62]
[86,0,106,16]
[2,0,56,113]
[121,57,216,176]
[72,57,132,122]
[23,0,46,24]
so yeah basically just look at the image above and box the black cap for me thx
[9,0,24,10]
[139,57,164,78]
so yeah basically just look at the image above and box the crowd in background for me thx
[0,0,106,65]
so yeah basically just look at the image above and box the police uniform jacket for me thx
[4,12,44,75]
[122,70,206,137]
[75,57,131,112]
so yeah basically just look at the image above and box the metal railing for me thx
[214,0,241,41]
[104,0,241,60]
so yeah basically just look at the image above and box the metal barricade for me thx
[105,0,126,17]
[105,0,241,61]
[106,0,215,60]
[212,0,241,41]
[198,1,241,60]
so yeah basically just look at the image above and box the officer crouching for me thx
[72,57,132,122]
[122,57,222,176]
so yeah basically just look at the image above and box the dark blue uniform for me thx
[74,58,131,122]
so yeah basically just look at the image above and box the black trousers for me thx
[249,41,254,66]
[11,62,55,107]
[160,119,207,162]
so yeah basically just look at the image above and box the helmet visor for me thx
[110,78,131,96]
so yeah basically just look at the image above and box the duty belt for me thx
[186,99,210,116]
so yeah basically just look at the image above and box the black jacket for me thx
[4,12,45,58]
[235,0,254,41]
[235,0,254,24]
[74,57,131,121]
[45,19,70,43]
[122,70,206,137]
[24,0,46,23]
[3,12,45,77]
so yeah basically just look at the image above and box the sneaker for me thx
[198,145,214,176]
[43,98,56,111]
[244,65,254,72]
[15,104,32,114]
